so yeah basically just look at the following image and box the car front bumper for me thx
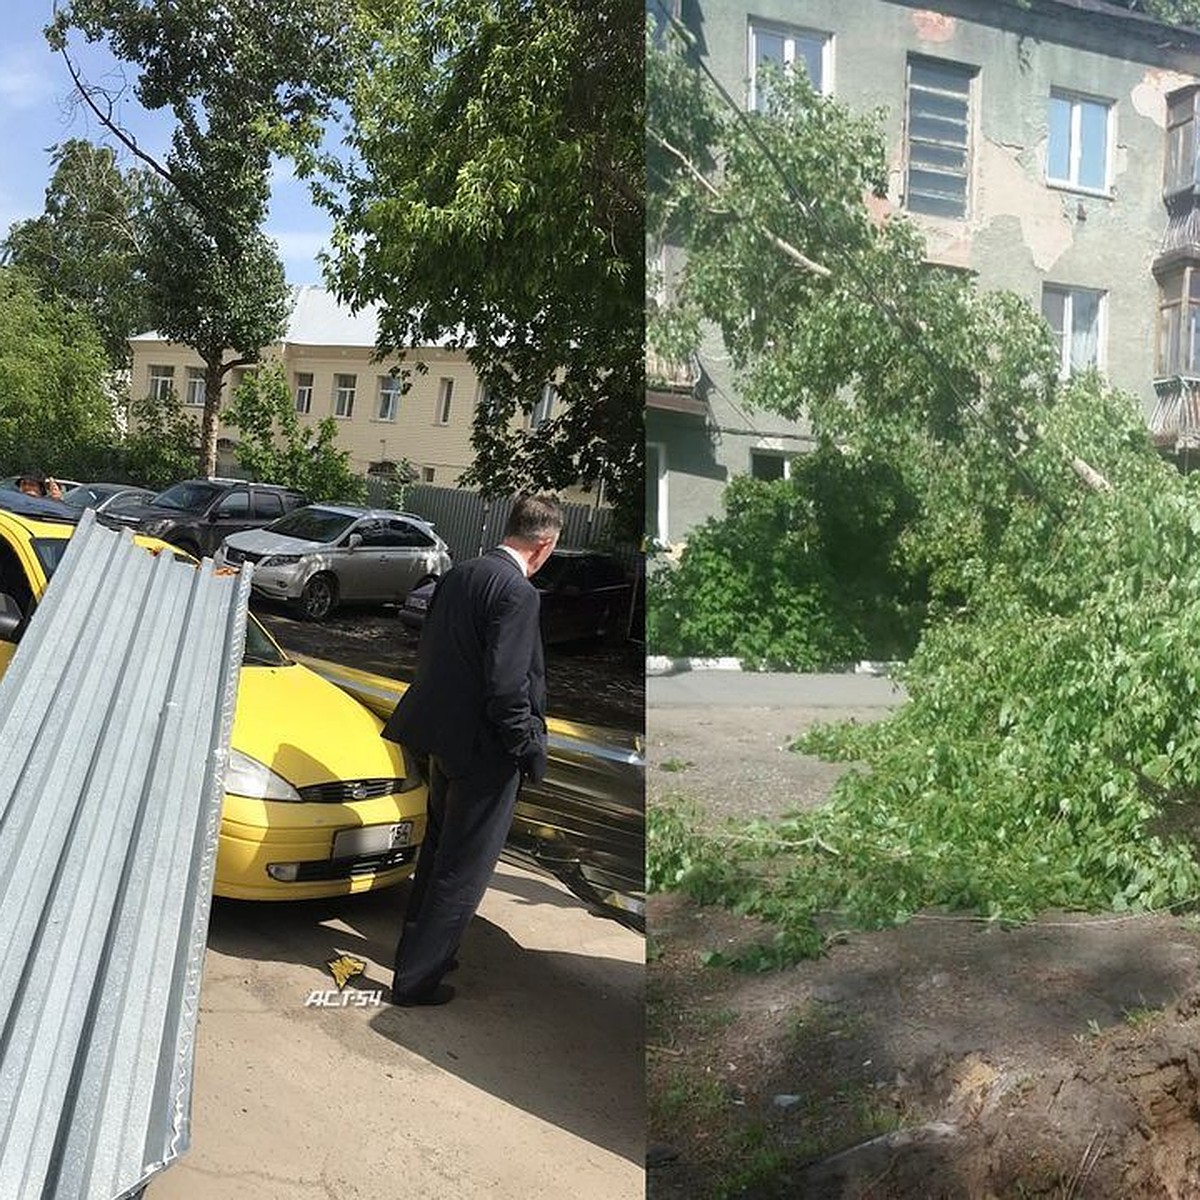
[213,789,428,901]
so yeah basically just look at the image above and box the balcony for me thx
[646,345,705,415]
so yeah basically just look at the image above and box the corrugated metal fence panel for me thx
[0,510,250,1200]
[394,485,615,561]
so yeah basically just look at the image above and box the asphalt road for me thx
[145,864,644,1200]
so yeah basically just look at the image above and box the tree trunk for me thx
[201,358,223,477]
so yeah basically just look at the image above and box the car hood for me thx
[230,660,406,787]
[224,528,328,556]
[107,501,196,526]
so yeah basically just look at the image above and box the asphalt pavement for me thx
[145,864,643,1200]
[648,670,907,709]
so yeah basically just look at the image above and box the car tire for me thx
[298,573,338,622]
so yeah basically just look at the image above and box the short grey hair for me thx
[504,494,564,542]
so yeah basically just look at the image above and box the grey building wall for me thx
[658,0,1200,543]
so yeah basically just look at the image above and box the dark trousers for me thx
[392,753,521,998]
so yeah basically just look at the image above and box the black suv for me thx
[104,479,308,559]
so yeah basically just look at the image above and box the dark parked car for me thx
[105,478,308,560]
[400,548,634,643]
[62,482,156,518]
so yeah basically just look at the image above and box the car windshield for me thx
[62,487,104,510]
[152,481,222,512]
[266,507,357,543]
[31,535,290,668]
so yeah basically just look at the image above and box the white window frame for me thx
[376,375,401,421]
[436,378,454,425]
[647,441,669,545]
[1046,89,1114,195]
[422,466,436,483]
[1042,284,1107,379]
[294,372,313,414]
[529,383,556,430]
[750,449,794,481]
[334,373,356,419]
[747,20,831,111]
[184,367,206,408]
[148,365,174,403]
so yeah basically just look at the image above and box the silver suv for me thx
[215,504,451,621]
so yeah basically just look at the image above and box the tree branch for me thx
[647,124,832,278]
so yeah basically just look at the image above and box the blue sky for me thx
[1,0,332,285]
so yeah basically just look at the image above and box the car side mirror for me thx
[347,533,363,549]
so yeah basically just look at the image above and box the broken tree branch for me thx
[647,125,832,278]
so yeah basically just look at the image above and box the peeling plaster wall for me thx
[693,0,1200,412]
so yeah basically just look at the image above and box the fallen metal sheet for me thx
[0,510,251,1200]
[289,653,645,931]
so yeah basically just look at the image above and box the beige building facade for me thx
[128,287,557,487]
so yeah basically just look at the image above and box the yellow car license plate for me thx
[331,821,414,859]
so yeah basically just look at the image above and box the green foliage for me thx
[2,139,159,367]
[317,0,642,537]
[646,801,735,901]
[49,0,341,474]
[223,362,365,503]
[647,25,1200,958]
[647,448,927,667]
[121,389,201,490]
[0,268,117,473]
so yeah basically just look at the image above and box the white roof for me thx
[131,286,464,350]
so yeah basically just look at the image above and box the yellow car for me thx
[0,498,426,900]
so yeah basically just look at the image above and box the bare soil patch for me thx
[648,687,1200,1198]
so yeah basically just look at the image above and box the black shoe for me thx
[391,982,455,1007]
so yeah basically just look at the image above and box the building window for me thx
[185,367,206,408]
[422,466,436,483]
[1167,88,1200,195]
[1042,285,1105,378]
[646,442,668,544]
[748,21,829,111]
[529,383,556,430]
[436,378,454,424]
[1047,91,1112,193]
[377,375,401,421]
[148,365,174,403]
[905,57,974,220]
[1156,267,1200,376]
[334,373,356,419]
[750,450,792,481]
[294,372,313,414]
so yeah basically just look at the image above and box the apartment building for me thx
[129,286,559,486]
[648,0,1200,545]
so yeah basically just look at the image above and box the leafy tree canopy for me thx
[314,0,643,536]
[47,0,344,474]
[0,268,116,474]
[2,139,159,367]
[223,362,366,504]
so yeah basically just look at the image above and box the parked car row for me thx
[4,473,638,641]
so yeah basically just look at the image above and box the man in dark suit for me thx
[381,493,563,1005]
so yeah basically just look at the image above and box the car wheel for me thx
[299,574,338,621]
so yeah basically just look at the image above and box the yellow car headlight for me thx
[225,749,302,802]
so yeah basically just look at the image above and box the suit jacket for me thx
[382,548,548,782]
